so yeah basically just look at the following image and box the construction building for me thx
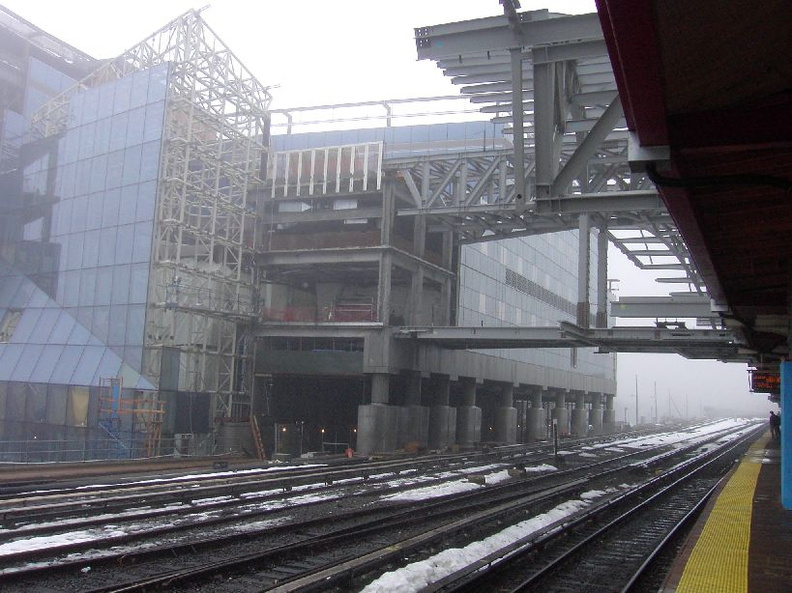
[1,6,718,460]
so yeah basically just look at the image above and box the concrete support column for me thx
[494,383,517,444]
[370,373,390,404]
[572,392,587,437]
[429,374,456,450]
[401,371,428,450]
[409,267,425,325]
[406,371,422,406]
[552,391,569,437]
[603,394,617,434]
[596,223,608,328]
[577,213,591,328]
[456,378,481,448]
[526,389,546,441]
[376,251,392,324]
[357,403,400,455]
[589,393,604,434]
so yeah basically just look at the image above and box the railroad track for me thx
[390,423,764,593]
[0,419,758,592]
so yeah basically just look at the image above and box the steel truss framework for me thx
[32,9,272,418]
[411,8,706,295]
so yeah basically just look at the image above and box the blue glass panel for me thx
[148,63,169,102]
[8,309,42,343]
[93,117,111,155]
[113,76,132,114]
[118,183,137,225]
[109,112,129,152]
[89,155,108,194]
[0,275,23,304]
[65,229,84,270]
[91,348,123,385]
[69,92,84,126]
[143,101,165,143]
[85,193,103,231]
[108,305,128,345]
[130,69,151,109]
[97,84,115,120]
[126,305,145,346]
[111,263,131,303]
[114,225,134,266]
[95,266,113,305]
[101,186,121,227]
[132,222,153,263]
[8,279,35,308]
[48,345,85,384]
[58,162,76,200]
[62,270,81,307]
[129,263,150,303]
[92,306,110,342]
[32,308,61,342]
[0,344,25,379]
[66,320,91,345]
[71,346,104,385]
[122,144,142,186]
[48,311,77,344]
[139,141,161,183]
[82,230,100,268]
[30,345,62,383]
[74,159,91,197]
[97,228,117,267]
[125,346,143,372]
[70,194,88,233]
[51,201,68,239]
[105,149,124,190]
[81,88,100,123]
[78,268,97,306]
[23,88,51,119]
[126,107,145,146]
[78,121,96,161]
[9,344,44,381]
[25,288,50,309]
[136,180,157,222]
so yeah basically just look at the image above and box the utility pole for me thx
[635,375,639,425]
[654,381,658,423]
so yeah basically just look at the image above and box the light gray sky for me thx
[3,0,773,418]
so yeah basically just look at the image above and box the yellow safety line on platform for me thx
[676,436,767,593]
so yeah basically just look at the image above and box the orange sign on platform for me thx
[750,371,781,394]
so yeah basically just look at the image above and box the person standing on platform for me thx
[769,411,781,439]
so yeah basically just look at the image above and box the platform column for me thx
[552,390,569,437]
[571,392,587,437]
[781,362,792,509]
[494,383,517,444]
[589,393,604,434]
[456,378,481,448]
[526,389,546,441]
[429,374,456,450]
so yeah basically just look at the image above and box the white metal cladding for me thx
[268,142,384,198]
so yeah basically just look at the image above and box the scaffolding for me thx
[98,377,166,459]
[32,9,272,421]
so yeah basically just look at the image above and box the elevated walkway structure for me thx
[394,321,743,361]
